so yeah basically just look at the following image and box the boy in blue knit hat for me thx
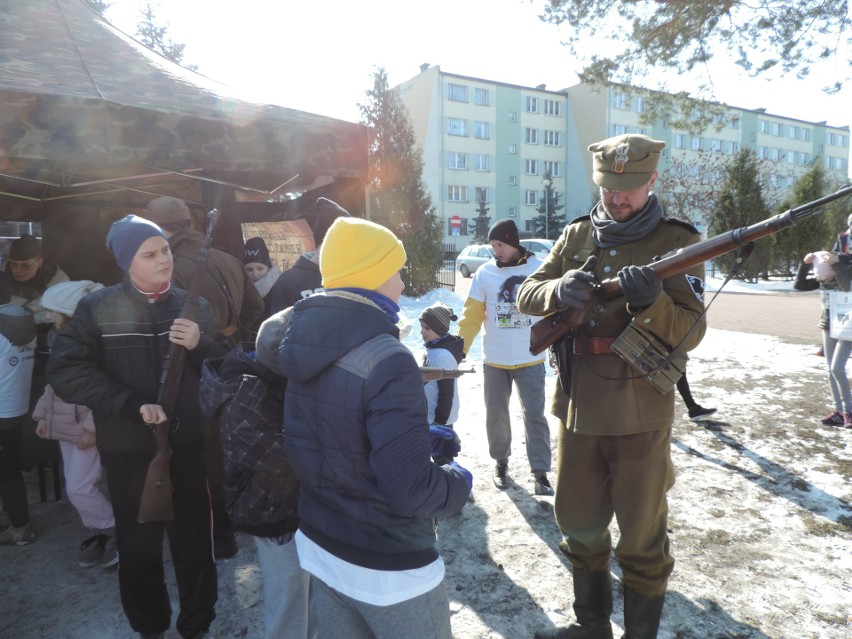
[47,214,224,639]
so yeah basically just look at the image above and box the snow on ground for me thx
[1,280,849,638]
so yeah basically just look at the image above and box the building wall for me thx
[398,68,850,249]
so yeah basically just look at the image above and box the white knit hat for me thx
[41,280,104,317]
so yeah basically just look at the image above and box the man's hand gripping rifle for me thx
[420,367,476,382]
[529,184,852,356]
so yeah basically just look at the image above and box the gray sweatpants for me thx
[483,362,551,473]
[308,575,452,639]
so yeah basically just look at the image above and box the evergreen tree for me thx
[135,2,197,70]
[709,149,771,282]
[84,0,110,15]
[535,174,566,239]
[358,68,442,295]
[472,196,491,244]
[771,162,829,274]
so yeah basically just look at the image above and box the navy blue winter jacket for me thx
[279,290,470,571]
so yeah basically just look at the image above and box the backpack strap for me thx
[334,333,409,380]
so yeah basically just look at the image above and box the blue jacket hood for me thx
[279,290,399,383]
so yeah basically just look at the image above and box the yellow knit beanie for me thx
[320,218,406,290]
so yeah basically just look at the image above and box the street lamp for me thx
[541,176,551,239]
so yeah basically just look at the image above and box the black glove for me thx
[555,256,597,309]
[618,265,662,308]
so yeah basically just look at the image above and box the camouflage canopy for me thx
[0,0,368,222]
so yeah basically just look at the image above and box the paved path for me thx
[705,290,820,344]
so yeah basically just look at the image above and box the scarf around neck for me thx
[252,265,281,299]
[339,287,400,324]
[590,193,663,248]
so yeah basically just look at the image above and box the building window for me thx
[674,133,686,149]
[771,122,783,136]
[729,116,740,129]
[709,139,722,153]
[634,96,646,113]
[508,176,517,186]
[691,136,704,151]
[447,185,468,202]
[788,125,799,139]
[525,159,538,175]
[543,161,560,177]
[801,152,811,164]
[525,96,539,113]
[475,88,489,106]
[544,99,561,116]
[508,111,517,122]
[447,118,467,136]
[447,152,467,169]
[525,128,538,144]
[475,187,489,204]
[448,83,467,102]
[759,120,770,134]
[613,93,628,110]
[613,124,629,136]
[524,190,538,205]
[475,154,489,171]
[508,207,517,217]
[802,128,811,141]
[725,141,739,155]
[768,147,780,160]
[543,130,561,146]
[508,144,517,154]
[474,121,490,139]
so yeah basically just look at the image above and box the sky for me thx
[103,0,851,131]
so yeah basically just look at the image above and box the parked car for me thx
[457,244,494,278]
[519,238,554,259]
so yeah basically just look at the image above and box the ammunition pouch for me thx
[611,324,687,394]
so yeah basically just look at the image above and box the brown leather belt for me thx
[573,335,616,355]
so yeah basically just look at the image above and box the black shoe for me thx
[214,534,239,560]
[688,405,717,422]
[534,473,555,496]
[493,462,509,490]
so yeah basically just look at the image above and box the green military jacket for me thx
[516,215,706,435]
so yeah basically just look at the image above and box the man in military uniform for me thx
[517,134,706,639]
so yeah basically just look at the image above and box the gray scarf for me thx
[590,193,663,248]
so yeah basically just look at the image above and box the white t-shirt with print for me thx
[468,257,545,367]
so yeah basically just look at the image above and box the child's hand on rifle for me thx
[140,404,168,425]
[169,318,200,350]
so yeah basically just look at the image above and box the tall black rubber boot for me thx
[533,570,614,639]
[621,586,665,639]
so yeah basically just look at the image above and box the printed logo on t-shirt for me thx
[494,274,532,329]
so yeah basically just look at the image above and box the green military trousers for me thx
[553,423,675,596]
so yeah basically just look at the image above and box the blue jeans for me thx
[823,332,852,413]
[483,362,551,473]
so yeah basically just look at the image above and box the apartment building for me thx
[397,66,850,248]
[397,64,588,250]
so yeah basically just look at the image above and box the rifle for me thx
[137,209,221,523]
[420,367,475,382]
[529,184,852,356]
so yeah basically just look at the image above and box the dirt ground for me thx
[1,324,850,639]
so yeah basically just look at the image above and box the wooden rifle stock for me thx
[137,209,221,523]
[420,367,475,382]
[529,184,852,356]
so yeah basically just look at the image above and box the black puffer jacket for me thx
[46,279,225,455]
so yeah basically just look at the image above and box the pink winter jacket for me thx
[32,384,95,444]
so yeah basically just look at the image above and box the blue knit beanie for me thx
[106,215,167,272]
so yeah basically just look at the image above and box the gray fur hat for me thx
[255,307,293,374]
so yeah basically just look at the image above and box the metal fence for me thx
[438,243,457,291]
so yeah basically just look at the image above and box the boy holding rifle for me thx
[517,134,706,639]
[47,215,222,639]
